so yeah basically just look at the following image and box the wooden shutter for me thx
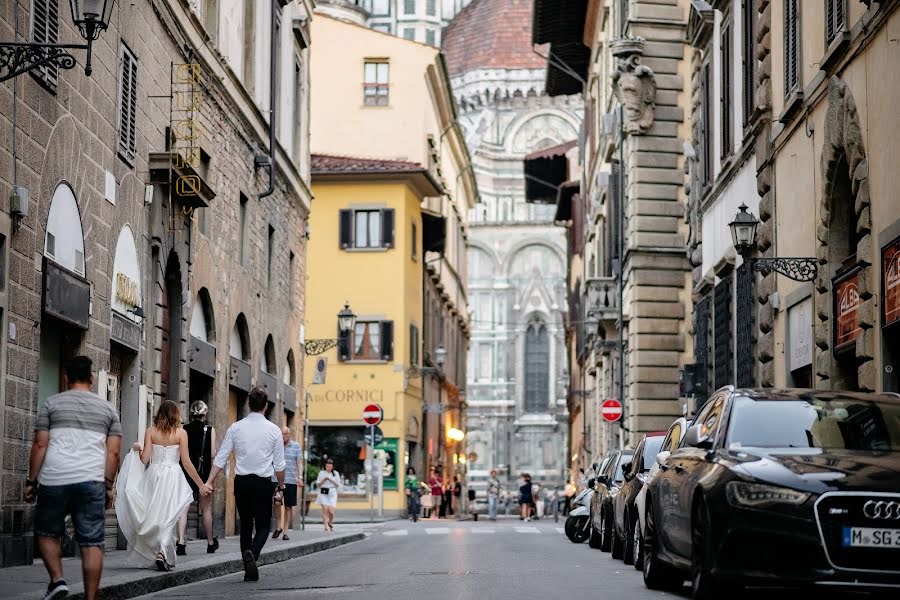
[720,19,732,159]
[380,320,394,361]
[702,61,712,183]
[826,0,845,44]
[339,209,353,248]
[118,45,138,165]
[784,0,799,96]
[409,324,419,365]
[381,209,395,248]
[742,0,755,126]
[31,0,59,89]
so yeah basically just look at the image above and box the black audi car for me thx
[588,449,633,554]
[611,430,666,565]
[641,387,900,599]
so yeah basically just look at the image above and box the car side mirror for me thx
[623,471,634,482]
[655,450,671,467]
[596,475,609,487]
[684,424,713,450]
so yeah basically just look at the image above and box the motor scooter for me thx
[564,482,594,543]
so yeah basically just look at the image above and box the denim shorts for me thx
[35,481,106,547]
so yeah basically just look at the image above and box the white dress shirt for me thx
[213,412,285,478]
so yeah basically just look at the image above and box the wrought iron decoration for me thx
[0,43,86,82]
[748,257,818,282]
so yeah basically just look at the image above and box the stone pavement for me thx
[0,529,367,600]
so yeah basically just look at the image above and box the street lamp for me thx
[728,204,818,282]
[1,0,116,82]
[434,343,447,368]
[303,302,356,355]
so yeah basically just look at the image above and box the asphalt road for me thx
[138,517,685,600]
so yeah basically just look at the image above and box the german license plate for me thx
[842,527,900,548]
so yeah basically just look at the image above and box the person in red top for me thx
[427,466,442,520]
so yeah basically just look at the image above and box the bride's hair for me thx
[153,401,181,437]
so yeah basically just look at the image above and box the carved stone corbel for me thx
[610,37,657,135]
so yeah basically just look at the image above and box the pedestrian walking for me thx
[271,426,303,541]
[315,458,341,532]
[486,469,502,521]
[533,481,544,519]
[176,400,219,555]
[452,475,462,518]
[504,491,512,516]
[467,487,477,520]
[117,401,207,572]
[203,387,286,582]
[428,467,443,520]
[404,467,421,522]
[519,474,535,521]
[440,481,452,518]
[25,356,122,600]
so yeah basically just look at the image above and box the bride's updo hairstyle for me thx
[153,400,181,436]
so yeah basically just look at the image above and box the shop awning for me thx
[532,0,590,97]
[524,140,576,204]
[422,210,446,254]
[546,41,590,97]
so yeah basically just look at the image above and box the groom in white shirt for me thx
[203,387,285,581]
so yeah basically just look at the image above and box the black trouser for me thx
[234,475,275,560]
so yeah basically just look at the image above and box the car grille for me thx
[814,492,900,573]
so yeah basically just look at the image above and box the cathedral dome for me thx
[442,0,547,78]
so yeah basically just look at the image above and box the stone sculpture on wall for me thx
[611,37,657,135]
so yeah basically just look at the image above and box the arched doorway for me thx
[816,77,874,391]
[39,183,89,409]
[260,335,277,421]
[283,349,297,427]
[225,313,251,536]
[189,288,216,410]
[160,252,184,409]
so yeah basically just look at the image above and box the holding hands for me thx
[200,481,214,497]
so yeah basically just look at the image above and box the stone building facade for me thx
[0,0,313,565]
[534,0,693,466]
[443,0,578,491]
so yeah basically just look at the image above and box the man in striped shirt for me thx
[25,355,122,600]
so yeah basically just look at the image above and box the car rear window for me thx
[641,437,665,470]
[613,453,634,482]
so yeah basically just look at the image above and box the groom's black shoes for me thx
[242,550,259,581]
[207,537,219,554]
[175,543,186,556]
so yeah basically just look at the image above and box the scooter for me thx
[564,483,594,543]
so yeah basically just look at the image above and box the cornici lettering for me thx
[313,389,385,402]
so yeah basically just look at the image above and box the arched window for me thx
[284,349,296,387]
[524,319,550,413]
[262,335,276,375]
[190,288,215,342]
[230,313,250,360]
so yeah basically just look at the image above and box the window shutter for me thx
[784,0,799,96]
[742,0,755,126]
[339,209,353,248]
[31,0,60,89]
[381,209,395,248]
[380,321,394,361]
[720,20,732,159]
[409,324,418,365]
[118,45,138,165]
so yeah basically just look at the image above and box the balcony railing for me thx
[585,277,619,324]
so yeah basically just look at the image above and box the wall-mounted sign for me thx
[884,237,900,328]
[312,389,385,403]
[111,312,141,352]
[834,268,862,353]
[375,438,398,490]
[788,298,813,372]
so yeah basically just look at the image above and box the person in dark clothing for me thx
[519,474,534,521]
[177,401,218,555]
[452,476,462,518]
[440,482,450,518]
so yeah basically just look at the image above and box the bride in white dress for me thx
[116,400,206,571]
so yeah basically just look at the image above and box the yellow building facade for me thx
[305,14,477,514]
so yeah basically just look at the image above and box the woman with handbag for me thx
[315,458,341,532]
[176,401,218,555]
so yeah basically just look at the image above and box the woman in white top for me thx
[315,458,341,532]
[116,401,205,571]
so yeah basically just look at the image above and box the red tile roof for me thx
[442,0,547,77]
[311,154,426,174]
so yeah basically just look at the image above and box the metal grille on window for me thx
[694,296,711,401]
[784,0,800,96]
[118,45,138,165]
[713,274,733,389]
[826,0,845,44]
[524,321,550,413]
[31,0,60,89]
[736,262,755,387]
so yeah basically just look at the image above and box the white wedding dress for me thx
[116,445,193,566]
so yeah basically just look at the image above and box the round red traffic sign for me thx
[362,404,383,426]
[601,399,622,423]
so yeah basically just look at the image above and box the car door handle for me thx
[659,463,669,471]
[674,465,686,474]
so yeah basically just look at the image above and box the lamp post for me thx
[728,204,818,282]
[1,0,116,82]
[299,303,355,531]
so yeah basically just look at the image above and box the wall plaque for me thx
[884,237,900,328]
[111,312,141,353]
[834,268,862,352]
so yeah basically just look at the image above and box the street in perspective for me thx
[1,1,899,600]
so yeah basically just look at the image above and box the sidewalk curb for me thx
[68,532,365,600]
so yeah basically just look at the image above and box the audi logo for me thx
[862,500,900,520]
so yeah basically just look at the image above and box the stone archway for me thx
[814,77,874,390]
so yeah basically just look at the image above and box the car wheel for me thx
[643,502,683,591]
[623,511,635,565]
[600,508,612,552]
[611,520,624,559]
[632,517,644,571]
[691,498,732,600]
[588,517,602,549]
[565,515,589,543]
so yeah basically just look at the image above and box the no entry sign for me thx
[601,399,623,423]
[362,404,383,426]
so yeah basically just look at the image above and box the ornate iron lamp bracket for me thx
[0,42,90,82]
[302,339,338,356]
[749,257,818,282]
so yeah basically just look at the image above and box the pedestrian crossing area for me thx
[377,523,567,537]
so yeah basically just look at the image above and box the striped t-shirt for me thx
[36,390,122,486]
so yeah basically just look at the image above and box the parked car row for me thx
[582,386,900,599]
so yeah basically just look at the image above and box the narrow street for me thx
[139,518,677,600]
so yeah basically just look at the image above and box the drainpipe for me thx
[258,0,278,200]
[617,104,625,449]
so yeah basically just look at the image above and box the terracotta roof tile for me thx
[311,154,426,174]
[442,0,547,77]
